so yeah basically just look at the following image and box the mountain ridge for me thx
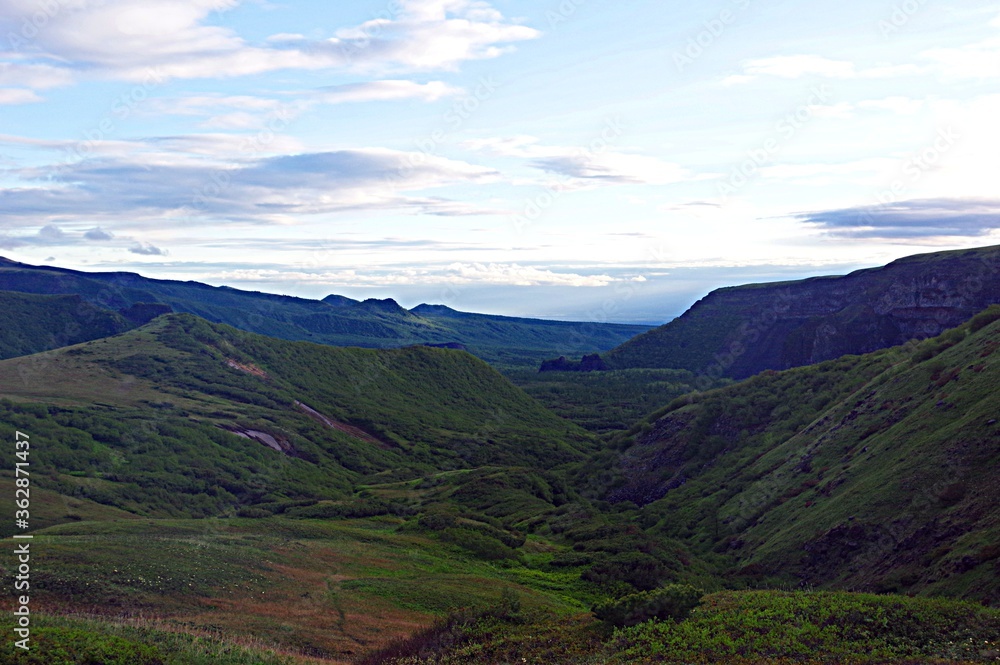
[604,244,1000,379]
[0,256,648,367]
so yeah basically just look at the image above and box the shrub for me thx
[440,527,517,560]
[969,305,1000,333]
[592,583,703,627]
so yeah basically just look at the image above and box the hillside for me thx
[604,244,1000,378]
[0,291,132,360]
[0,313,594,523]
[0,257,647,367]
[0,314,704,659]
[601,306,1000,604]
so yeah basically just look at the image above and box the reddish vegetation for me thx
[226,359,270,379]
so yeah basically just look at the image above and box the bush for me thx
[969,305,1000,333]
[592,583,703,627]
[440,527,517,560]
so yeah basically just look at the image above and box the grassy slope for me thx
[0,258,647,368]
[0,518,595,662]
[353,589,1000,664]
[505,367,729,434]
[0,313,594,525]
[0,291,131,360]
[605,306,1000,604]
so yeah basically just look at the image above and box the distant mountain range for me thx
[0,256,648,367]
[604,245,1000,379]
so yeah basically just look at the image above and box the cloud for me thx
[314,80,461,104]
[0,142,502,226]
[0,0,539,93]
[150,80,461,129]
[210,262,621,287]
[724,55,921,84]
[795,198,1000,239]
[466,135,701,187]
[0,223,157,252]
[0,89,42,104]
[128,241,167,255]
[84,227,114,240]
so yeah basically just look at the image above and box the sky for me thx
[1,0,999,323]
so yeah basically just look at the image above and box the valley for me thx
[1,246,999,663]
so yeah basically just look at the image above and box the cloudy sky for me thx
[1,0,998,322]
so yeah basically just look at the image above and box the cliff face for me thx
[605,245,1000,379]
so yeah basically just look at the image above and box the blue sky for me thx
[1,0,998,323]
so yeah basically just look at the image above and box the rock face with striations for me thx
[604,245,1000,379]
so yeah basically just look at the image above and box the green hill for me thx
[0,313,594,523]
[0,291,132,360]
[604,244,1000,379]
[601,306,1000,605]
[0,257,647,367]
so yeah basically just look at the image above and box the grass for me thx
[603,309,1000,604]
[505,367,728,434]
[354,589,1000,664]
[2,517,593,660]
[0,613,307,664]
[613,590,1000,664]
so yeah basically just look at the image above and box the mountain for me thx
[0,257,648,367]
[0,313,594,523]
[0,291,132,360]
[601,305,1000,604]
[603,244,1000,379]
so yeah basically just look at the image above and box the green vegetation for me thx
[614,590,1000,664]
[0,314,594,526]
[0,291,131,360]
[0,613,301,664]
[3,249,1000,664]
[606,305,1000,604]
[357,590,1000,664]
[506,367,728,434]
[592,584,703,627]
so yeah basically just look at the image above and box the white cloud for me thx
[149,80,460,128]
[211,262,620,287]
[0,144,502,226]
[0,88,41,104]
[0,0,539,88]
[466,136,702,187]
[857,96,927,115]
[315,80,461,104]
[726,55,921,83]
